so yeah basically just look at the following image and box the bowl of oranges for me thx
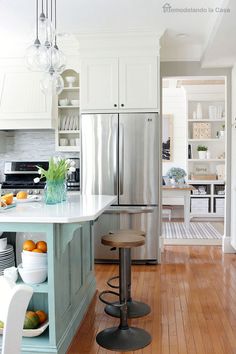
[18,240,48,284]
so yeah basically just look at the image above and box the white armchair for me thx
[0,277,33,354]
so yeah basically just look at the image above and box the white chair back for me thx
[0,277,33,354]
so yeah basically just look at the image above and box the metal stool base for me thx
[105,300,151,318]
[96,326,151,351]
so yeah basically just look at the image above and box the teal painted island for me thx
[0,194,116,354]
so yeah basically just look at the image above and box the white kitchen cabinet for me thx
[80,57,158,112]
[119,57,158,110]
[0,67,57,129]
[81,58,118,110]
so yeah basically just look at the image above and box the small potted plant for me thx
[166,167,186,186]
[197,145,208,159]
[219,124,225,139]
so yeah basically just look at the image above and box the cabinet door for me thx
[0,68,55,129]
[81,58,118,110]
[119,57,158,110]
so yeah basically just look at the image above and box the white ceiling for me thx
[0,0,235,66]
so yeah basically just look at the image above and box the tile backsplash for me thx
[0,130,79,181]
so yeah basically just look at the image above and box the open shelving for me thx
[55,69,80,152]
[184,83,226,219]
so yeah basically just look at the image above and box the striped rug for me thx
[162,222,222,239]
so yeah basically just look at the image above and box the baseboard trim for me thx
[222,236,236,253]
[164,238,222,246]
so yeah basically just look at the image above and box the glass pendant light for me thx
[40,67,64,95]
[39,0,55,45]
[26,0,50,71]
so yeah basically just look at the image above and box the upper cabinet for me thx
[81,56,158,112]
[81,58,118,110]
[0,65,57,129]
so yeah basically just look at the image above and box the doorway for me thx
[161,76,226,246]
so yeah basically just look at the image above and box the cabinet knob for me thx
[121,104,124,107]
[114,104,117,107]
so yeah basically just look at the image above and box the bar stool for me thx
[105,229,151,319]
[96,233,151,351]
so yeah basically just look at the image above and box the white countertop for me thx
[0,194,117,224]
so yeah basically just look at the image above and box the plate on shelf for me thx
[14,196,42,203]
[0,320,49,337]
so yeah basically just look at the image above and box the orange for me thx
[16,191,28,199]
[35,310,48,324]
[1,193,13,205]
[36,241,47,253]
[23,240,36,251]
[32,248,43,253]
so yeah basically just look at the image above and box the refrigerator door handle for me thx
[113,121,118,195]
[119,123,124,196]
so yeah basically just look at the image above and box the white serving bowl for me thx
[21,251,47,269]
[65,76,76,87]
[18,264,48,284]
[18,264,47,285]
[70,100,79,106]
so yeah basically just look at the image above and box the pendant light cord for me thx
[36,0,39,40]
[54,0,57,46]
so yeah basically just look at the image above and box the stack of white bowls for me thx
[18,251,48,285]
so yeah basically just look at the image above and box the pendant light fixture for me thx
[26,0,66,95]
[25,0,50,72]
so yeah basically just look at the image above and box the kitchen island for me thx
[0,194,116,354]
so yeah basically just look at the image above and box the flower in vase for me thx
[33,157,75,204]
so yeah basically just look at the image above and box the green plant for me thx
[34,157,75,183]
[166,167,186,181]
[197,145,208,152]
[221,124,225,130]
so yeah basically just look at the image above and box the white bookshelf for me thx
[184,84,226,218]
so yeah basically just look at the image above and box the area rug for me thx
[162,222,222,239]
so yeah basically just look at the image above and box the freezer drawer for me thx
[93,206,158,263]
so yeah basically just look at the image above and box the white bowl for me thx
[18,264,47,285]
[70,100,79,106]
[65,76,76,87]
[0,237,7,251]
[59,98,69,106]
[21,252,47,269]
[23,250,47,257]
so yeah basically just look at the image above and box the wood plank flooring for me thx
[67,246,236,354]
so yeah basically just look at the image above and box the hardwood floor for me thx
[67,246,236,354]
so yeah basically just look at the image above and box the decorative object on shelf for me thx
[217,152,225,160]
[197,145,208,159]
[193,123,211,139]
[162,114,173,161]
[216,164,225,180]
[196,103,202,119]
[26,0,66,95]
[206,150,211,159]
[65,76,76,87]
[219,124,225,139]
[166,167,186,186]
[34,157,75,204]
[188,144,193,159]
[193,111,197,119]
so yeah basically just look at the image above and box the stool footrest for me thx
[107,275,119,289]
[99,290,123,308]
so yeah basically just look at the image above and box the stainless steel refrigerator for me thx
[81,113,159,263]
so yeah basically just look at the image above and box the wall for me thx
[0,130,79,181]
[162,86,187,176]
[161,61,232,248]
[231,64,236,249]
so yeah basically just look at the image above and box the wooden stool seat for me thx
[101,234,145,248]
[109,229,146,237]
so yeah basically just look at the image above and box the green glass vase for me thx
[44,180,67,204]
